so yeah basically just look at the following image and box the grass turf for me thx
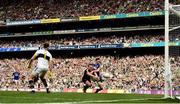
[0,91,179,103]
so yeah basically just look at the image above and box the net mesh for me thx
[169,4,180,95]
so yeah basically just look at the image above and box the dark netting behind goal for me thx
[169,4,180,97]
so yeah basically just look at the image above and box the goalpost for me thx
[165,0,180,98]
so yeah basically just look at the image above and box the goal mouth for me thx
[171,4,180,8]
[169,4,180,31]
[169,4,180,16]
[165,1,180,98]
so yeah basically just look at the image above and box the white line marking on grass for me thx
[51,98,165,104]
[0,95,165,104]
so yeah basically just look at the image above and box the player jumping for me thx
[27,43,52,93]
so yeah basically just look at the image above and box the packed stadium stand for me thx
[0,34,164,48]
[0,0,179,21]
[0,0,180,96]
[0,0,164,21]
[0,55,179,91]
[0,55,170,91]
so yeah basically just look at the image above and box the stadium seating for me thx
[0,55,178,91]
[0,0,180,94]
[0,0,165,21]
[0,34,164,48]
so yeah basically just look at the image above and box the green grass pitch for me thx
[0,91,179,103]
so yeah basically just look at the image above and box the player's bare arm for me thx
[93,69,100,73]
[49,60,53,72]
[27,54,37,68]
[93,72,100,81]
[87,71,99,81]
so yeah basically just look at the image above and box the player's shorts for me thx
[32,67,48,76]
[13,79,20,84]
[82,78,91,83]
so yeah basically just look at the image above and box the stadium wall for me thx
[2,88,180,95]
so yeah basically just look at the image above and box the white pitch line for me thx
[77,98,163,103]
[0,95,165,104]
[49,98,165,104]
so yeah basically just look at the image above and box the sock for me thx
[28,80,34,89]
[83,85,89,93]
[34,76,39,83]
[41,78,48,88]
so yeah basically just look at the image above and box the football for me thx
[102,72,112,78]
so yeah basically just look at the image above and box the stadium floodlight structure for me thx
[165,0,180,98]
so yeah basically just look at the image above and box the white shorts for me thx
[13,80,20,85]
[32,67,48,76]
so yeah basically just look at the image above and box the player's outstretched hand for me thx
[93,76,100,81]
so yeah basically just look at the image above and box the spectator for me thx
[0,34,164,48]
[0,55,178,91]
[0,0,166,21]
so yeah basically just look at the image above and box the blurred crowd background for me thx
[0,0,169,21]
[0,34,164,48]
[0,0,180,92]
[0,55,179,92]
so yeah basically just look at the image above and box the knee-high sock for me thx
[29,80,34,89]
[41,78,48,88]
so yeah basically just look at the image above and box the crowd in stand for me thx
[0,0,179,21]
[0,55,179,92]
[0,0,165,21]
[0,34,164,48]
[1,0,180,93]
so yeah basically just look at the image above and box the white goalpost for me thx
[165,0,180,98]
[164,0,172,98]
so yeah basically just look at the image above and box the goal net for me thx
[165,0,180,98]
